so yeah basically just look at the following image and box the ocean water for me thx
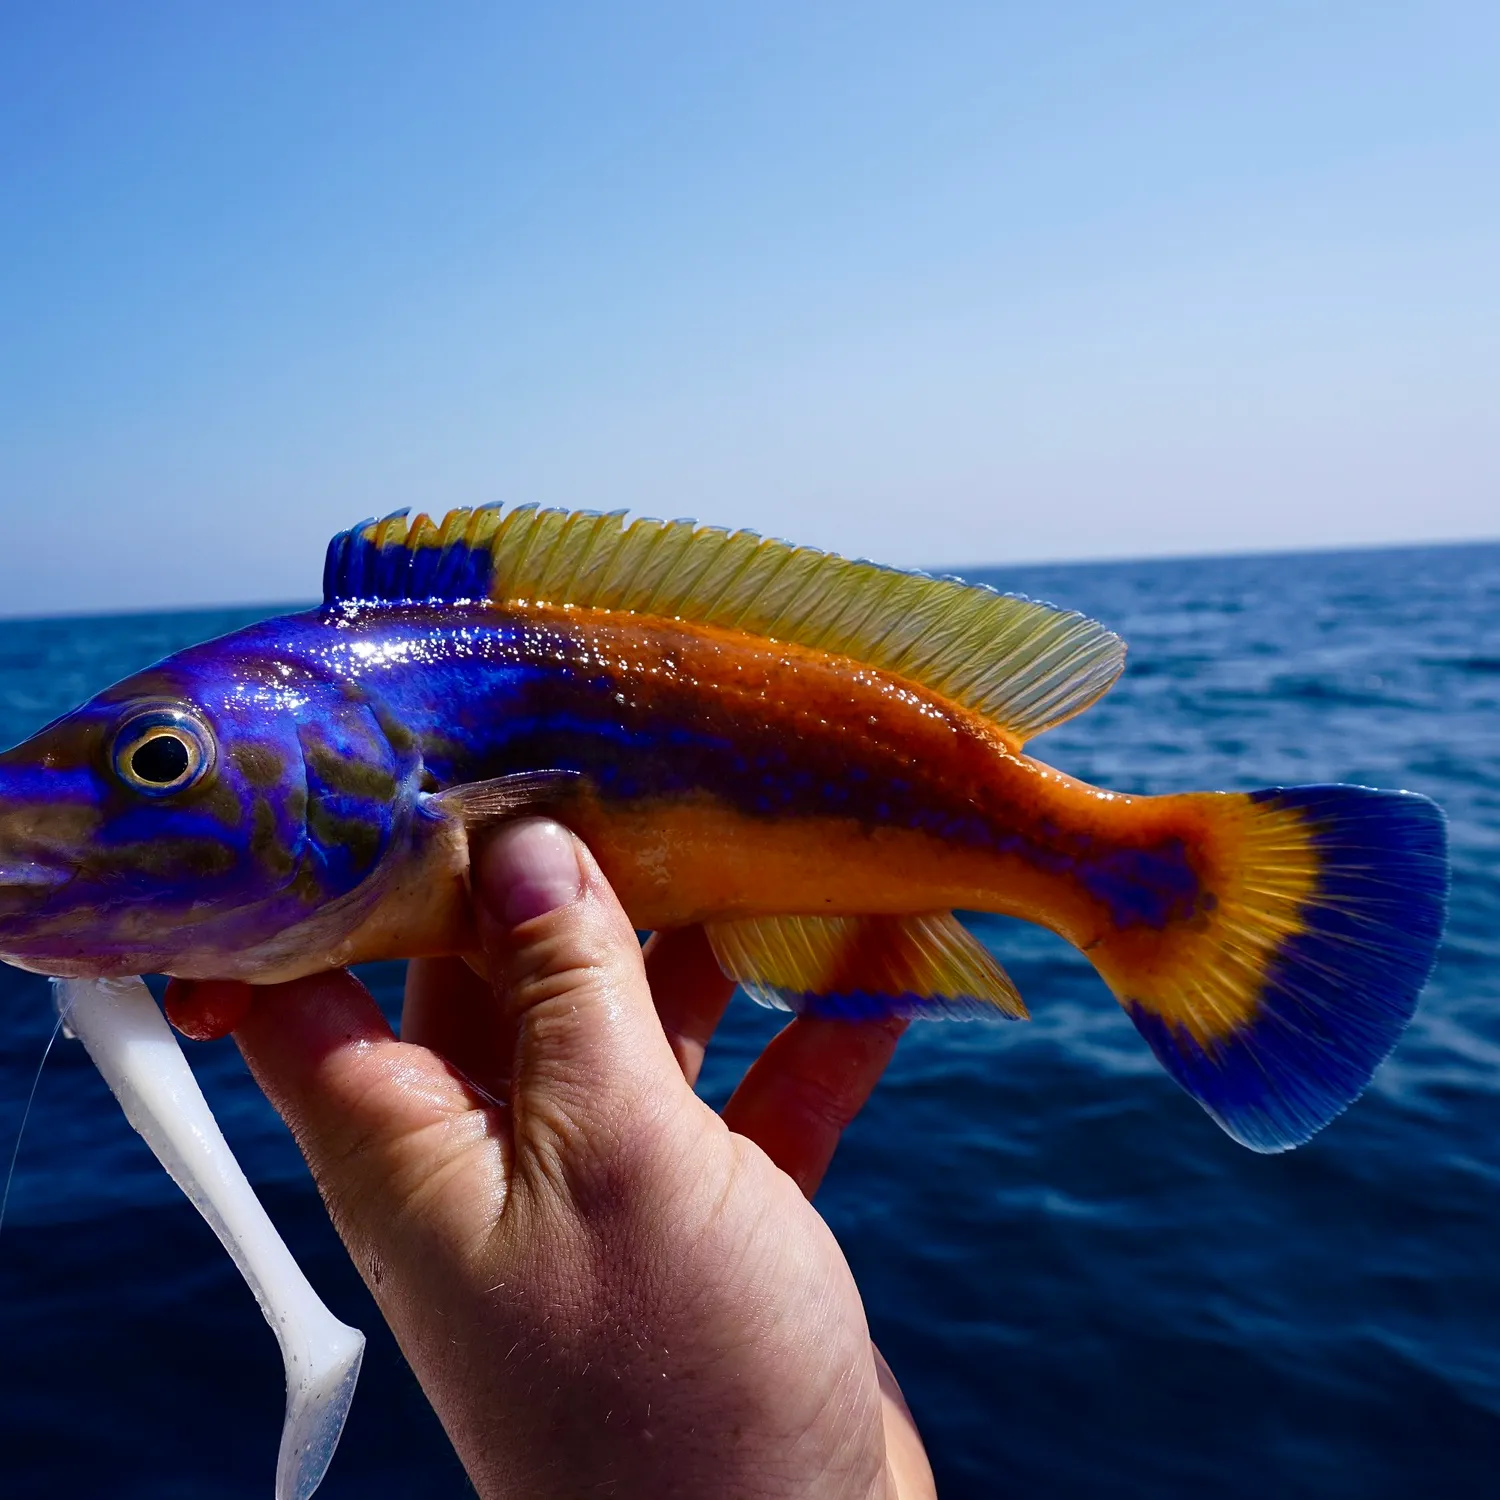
[0,542,1496,1499]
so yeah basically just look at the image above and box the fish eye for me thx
[111,708,216,796]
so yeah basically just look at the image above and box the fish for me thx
[0,504,1448,1151]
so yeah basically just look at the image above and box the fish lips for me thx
[0,859,70,916]
[0,866,95,975]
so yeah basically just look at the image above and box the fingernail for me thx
[479,819,583,925]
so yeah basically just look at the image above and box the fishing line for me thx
[0,992,76,1245]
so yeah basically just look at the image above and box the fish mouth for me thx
[0,949,135,980]
[0,874,122,981]
[0,863,70,925]
[0,856,70,892]
[0,862,68,889]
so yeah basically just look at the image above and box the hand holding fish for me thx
[168,817,937,1500]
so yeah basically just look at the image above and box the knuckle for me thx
[789,1070,862,1134]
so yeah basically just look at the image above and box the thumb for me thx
[475,819,685,1168]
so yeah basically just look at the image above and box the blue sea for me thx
[1,543,1496,1499]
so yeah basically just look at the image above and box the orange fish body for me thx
[517,603,1175,935]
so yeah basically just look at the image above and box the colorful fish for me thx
[0,506,1448,1150]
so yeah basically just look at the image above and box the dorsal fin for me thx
[323,504,1126,741]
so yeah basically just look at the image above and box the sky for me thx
[1,2,1496,616]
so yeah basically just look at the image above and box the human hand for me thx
[166,819,936,1499]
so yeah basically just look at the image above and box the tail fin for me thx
[1087,784,1447,1152]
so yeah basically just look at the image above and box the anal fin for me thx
[704,913,1027,1022]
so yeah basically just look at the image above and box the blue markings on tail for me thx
[1130,785,1448,1152]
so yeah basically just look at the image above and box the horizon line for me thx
[1,532,1495,627]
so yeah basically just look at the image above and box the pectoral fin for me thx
[428,769,585,828]
[704,912,1027,1022]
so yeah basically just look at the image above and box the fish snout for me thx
[0,803,86,962]
[0,852,69,920]
[0,780,86,919]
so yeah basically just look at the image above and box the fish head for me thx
[0,628,422,978]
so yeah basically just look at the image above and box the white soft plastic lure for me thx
[55,975,364,1500]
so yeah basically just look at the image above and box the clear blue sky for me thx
[2,3,1496,616]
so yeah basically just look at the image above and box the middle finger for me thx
[642,926,737,1086]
